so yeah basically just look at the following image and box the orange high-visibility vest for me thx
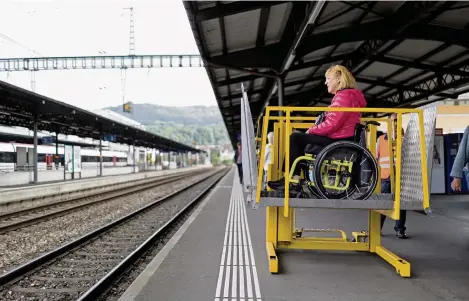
[377,135,391,180]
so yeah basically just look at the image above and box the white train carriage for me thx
[0,142,128,172]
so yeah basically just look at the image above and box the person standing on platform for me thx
[234,141,243,184]
[377,113,407,239]
[263,132,274,189]
[450,125,469,191]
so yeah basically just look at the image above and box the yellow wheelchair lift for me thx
[256,107,433,278]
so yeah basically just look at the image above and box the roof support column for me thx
[32,118,38,183]
[277,77,285,116]
[133,141,136,173]
[99,133,103,177]
[55,130,59,170]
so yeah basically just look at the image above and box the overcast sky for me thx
[0,0,218,111]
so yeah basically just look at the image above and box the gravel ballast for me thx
[0,171,215,275]
[0,170,224,301]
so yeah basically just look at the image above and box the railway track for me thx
[0,167,229,301]
[0,169,207,234]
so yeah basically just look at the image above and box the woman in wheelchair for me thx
[268,65,367,194]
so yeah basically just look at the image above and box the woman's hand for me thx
[451,178,462,191]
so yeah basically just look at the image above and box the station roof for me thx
[183,1,469,146]
[0,132,100,148]
[0,80,201,152]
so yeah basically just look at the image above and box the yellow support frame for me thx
[258,107,430,278]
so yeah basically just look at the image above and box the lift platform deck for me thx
[118,168,469,301]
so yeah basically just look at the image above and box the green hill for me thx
[105,103,230,146]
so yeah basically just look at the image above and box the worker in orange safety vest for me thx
[376,113,407,239]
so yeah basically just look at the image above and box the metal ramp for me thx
[239,83,258,205]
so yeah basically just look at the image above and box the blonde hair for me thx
[325,65,357,90]
[267,132,274,144]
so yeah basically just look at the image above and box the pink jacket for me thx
[307,88,367,139]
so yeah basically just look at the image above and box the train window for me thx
[0,152,15,163]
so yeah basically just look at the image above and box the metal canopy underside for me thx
[0,80,200,152]
[183,1,469,146]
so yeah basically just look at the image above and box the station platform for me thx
[119,167,469,301]
[0,165,209,206]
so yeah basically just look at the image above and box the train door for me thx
[112,156,116,167]
[46,154,53,170]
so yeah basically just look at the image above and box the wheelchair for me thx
[284,121,380,200]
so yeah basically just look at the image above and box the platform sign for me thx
[41,136,56,144]
[103,135,116,142]
[431,130,445,193]
[123,102,132,113]
[65,145,73,173]
[73,146,81,173]
[65,145,81,173]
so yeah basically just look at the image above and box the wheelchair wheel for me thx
[301,161,323,198]
[313,141,378,200]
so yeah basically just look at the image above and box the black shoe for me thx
[267,177,285,190]
[396,231,407,239]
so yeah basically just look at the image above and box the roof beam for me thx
[374,48,469,100]
[208,18,468,69]
[254,1,311,117]
[378,55,469,105]
[194,1,286,22]
[356,76,455,98]
[302,1,456,107]
[294,2,377,94]
[217,53,353,87]
[374,56,469,77]
[361,43,451,94]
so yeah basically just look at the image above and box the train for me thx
[0,142,130,171]
[0,142,197,172]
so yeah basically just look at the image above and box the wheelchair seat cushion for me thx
[304,144,324,155]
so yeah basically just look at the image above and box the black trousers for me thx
[285,132,352,176]
[236,163,243,183]
[380,179,407,232]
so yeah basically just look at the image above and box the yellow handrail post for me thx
[393,113,402,220]
[418,111,430,210]
[284,110,291,217]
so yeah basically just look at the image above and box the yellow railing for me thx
[256,106,429,218]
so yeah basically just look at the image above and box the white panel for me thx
[285,67,315,82]
[389,68,423,83]
[253,78,266,89]
[360,62,402,78]
[197,1,217,9]
[225,10,260,52]
[434,7,469,28]
[387,40,443,60]
[228,69,246,78]
[301,46,334,61]
[201,19,223,56]
[264,2,291,45]
[218,86,228,96]
[366,85,389,95]
[332,41,362,55]
[407,72,434,85]
[213,68,226,81]
[356,82,371,91]
[426,45,467,65]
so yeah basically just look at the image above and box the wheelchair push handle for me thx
[364,121,380,127]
